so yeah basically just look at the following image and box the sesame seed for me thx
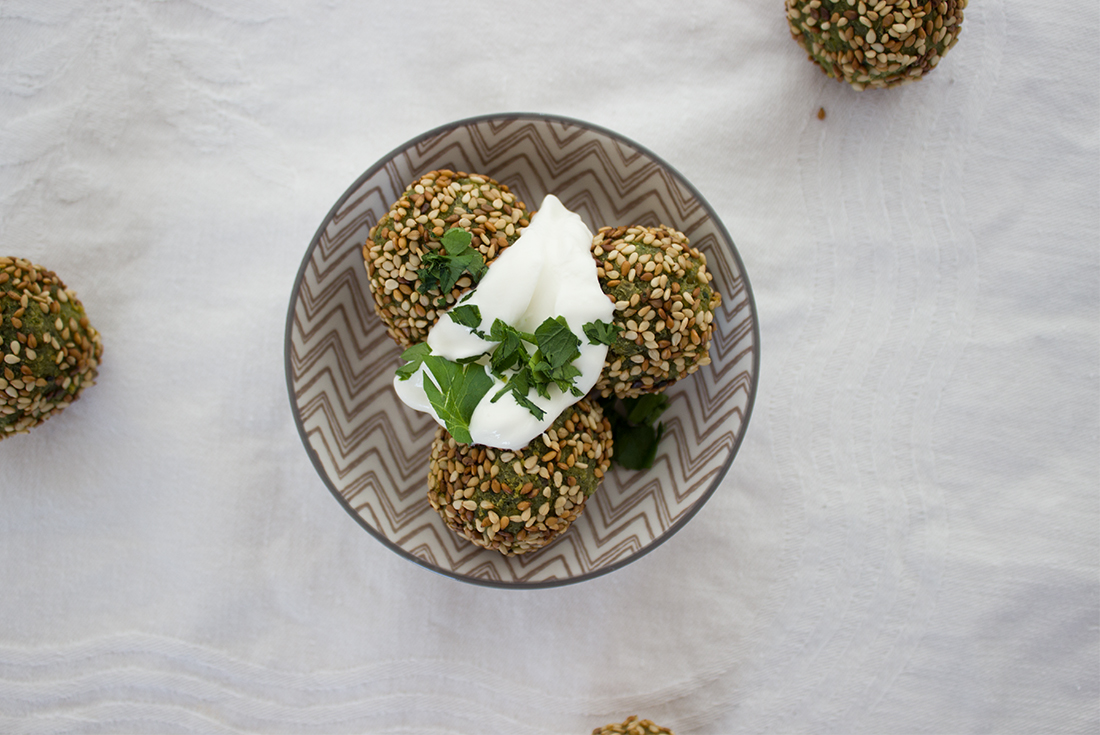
[786,0,966,88]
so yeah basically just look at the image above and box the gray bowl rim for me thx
[284,111,760,589]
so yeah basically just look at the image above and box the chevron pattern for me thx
[287,115,758,587]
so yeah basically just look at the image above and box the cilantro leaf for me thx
[449,303,482,330]
[395,342,432,381]
[583,319,620,346]
[421,355,493,445]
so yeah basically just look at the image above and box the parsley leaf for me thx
[583,319,620,346]
[600,394,671,470]
[448,303,482,330]
[491,368,546,421]
[534,315,582,369]
[421,354,493,445]
[416,252,467,296]
[395,342,432,381]
[531,316,583,396]
[440,227,473,254]
[397,310,595,429]
[509,389,545,420]
[456,250,487,281]
[488,319,531,376]
[612,418,666,470]
[529,357,583,398]
[415,228,487,298]
[486,316,586,417]
[625,393,670,426]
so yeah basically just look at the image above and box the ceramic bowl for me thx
[285,113,758,588]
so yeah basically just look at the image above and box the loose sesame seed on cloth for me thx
[591,225,720,399]
[363,170,530,348]
[785,0,967,90]
[426,398,613,556]
[0,257,102,439]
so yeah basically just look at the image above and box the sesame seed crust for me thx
[591,225,720,399]
[0,258,102,439]
[786,0,967,90]
[426,398,613,556]
[593,716,675,735]
[363,170,531,348]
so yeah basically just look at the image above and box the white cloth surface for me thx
[1,1,1096,733]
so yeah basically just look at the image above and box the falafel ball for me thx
[591,225,720,399]
[426,398,613,556]
[0,258,102,439]
[363,170,531,348]
[786,0,966,90]
[593,716,675,735]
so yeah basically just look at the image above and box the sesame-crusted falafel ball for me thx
[786,0,966,90]
[426,398,613,556]
[363,170,531,348]
[593,716,675,735]
[591,225,720,399]
[0,258,102,439]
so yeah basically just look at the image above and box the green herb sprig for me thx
[395,342,432,381]
[448,303,483,331]
[397,308,620,434]
[600,393,670,470]
[488,315,586,419]
[583,319,619,346]
[416,228,487,305]
[396,342,492,444]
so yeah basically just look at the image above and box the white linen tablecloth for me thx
[1,1,1096,733]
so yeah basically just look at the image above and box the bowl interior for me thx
[286,114,758,587]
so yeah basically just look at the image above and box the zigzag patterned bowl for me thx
[285,114,758,588]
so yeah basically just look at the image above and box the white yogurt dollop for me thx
[393,194,614,449]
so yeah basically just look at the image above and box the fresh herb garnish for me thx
[395,342,432,381]
[624,393,670,426]
[448,303,482,330]
[491,368,546,421]
[440,227,471,252]
[600,393,671,470]
[421,354,493,444]
[528,316,583,397]
[416,228,487,301]
[401,310,594,428]
[583,319,620,346]
[490,315,584,412]
[534,316,582,371]
[488,319,531,376]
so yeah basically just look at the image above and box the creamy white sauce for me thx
[393,194,614,449]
